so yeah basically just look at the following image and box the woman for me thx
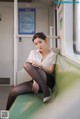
[6,32,56,110]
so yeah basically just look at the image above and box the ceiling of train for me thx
[0,0,53,6]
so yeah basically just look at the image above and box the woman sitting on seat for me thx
[6,32,56,110]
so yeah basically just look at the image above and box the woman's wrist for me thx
[40,65,43,70]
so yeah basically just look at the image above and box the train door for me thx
[17,7,49,70]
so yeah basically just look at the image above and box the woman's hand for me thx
[32,80,39,93]
[28,60,54,74]
[28,60,42,69]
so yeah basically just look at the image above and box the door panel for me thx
[0,7,14,85]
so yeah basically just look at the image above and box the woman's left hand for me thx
[32,80,39,93]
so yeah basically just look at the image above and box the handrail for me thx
[17,35,60,39]
[59,54,80,66]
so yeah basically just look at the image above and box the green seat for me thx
[9,55,80,119]
[9,94,43,119]
[55,55,80,94]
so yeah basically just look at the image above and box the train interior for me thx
[0,0,80,119]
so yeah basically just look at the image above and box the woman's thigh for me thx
[11,80,33,95]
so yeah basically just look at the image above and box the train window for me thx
[73,3,80,54]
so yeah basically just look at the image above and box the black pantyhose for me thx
[24,63,50,98]
[6,62,55,110]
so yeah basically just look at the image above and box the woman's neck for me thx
[40,48,50,56]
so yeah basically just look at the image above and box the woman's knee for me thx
[23,62,32,71]
[10,87,19,97]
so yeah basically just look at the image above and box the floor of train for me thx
[0,86,13,110]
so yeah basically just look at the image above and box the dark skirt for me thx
[46,72,55,90]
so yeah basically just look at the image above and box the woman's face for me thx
[33,38,48,52]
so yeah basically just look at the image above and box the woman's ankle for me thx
[43,87,51,98]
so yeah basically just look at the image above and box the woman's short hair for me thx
[32,32,47,42]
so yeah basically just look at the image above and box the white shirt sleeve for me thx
[51,53,57,64]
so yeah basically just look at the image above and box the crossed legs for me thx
[6,62,53,110]
[24,62,50,99]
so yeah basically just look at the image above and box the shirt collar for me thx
[37,49,40,52]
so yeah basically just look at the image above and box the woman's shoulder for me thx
[49,49,57,55]
[30,49,38,54]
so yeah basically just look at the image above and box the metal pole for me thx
[14,0,18,86]
[17,34,59,39]
[50,26,54,48]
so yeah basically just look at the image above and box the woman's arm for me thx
[28,60,55,74]
[41,64,55,74]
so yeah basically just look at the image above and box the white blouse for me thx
[27,49,57,68]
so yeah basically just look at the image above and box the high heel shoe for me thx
[43,88,51,103]
[43,95,51,102]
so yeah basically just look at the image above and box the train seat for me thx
[9,51,80,119]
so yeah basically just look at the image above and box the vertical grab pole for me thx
[50,26,54,48]
[14,0,18,86]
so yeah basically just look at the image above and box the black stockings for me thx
[24,63,50,97]
[6,62,55,110]
[6,80,33,110]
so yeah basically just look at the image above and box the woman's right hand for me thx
[28,60,42,69]
[32,80,39,93]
